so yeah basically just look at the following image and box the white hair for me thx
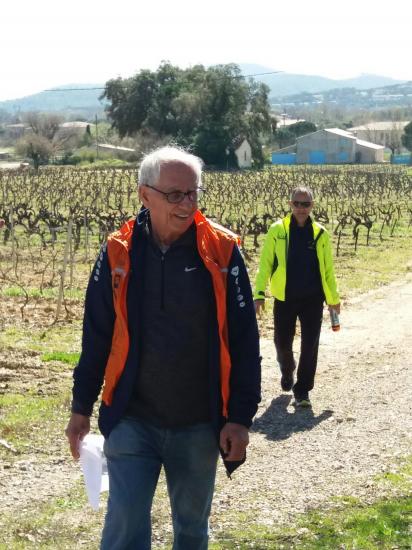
[138,146,203,187]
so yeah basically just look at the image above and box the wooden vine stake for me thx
[55,218,73,322]
[10,205,17,277]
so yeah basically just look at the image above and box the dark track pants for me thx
[274,295,324,395]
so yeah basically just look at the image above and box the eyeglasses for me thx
[292,200,312,208]
[145,185,205,204]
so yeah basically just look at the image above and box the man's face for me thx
[289,192,313,226]
[138,161,198,244]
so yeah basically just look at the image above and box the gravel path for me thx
[211,277,412,533]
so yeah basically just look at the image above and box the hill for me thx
[269,80,412,110]
[239,63,405,96]
[0,84,107,118]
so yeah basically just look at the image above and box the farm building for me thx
[58,121,91,137]
[4,123,30,139]
[348,121,409,150]
[272,128,385,165]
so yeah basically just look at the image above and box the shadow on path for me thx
[252,395,333,441]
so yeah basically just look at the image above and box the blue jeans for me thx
[101,417,219,550]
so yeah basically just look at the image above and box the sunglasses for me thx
[292,200,312,208]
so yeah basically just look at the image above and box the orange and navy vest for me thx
[102,210,240,419]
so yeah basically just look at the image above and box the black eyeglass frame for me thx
[144,185,205,204]
[292,200,312,208]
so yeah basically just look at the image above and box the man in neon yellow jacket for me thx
[254,186,340,406]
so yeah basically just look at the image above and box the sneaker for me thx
[280,371,294,392]
[293,392,311,407]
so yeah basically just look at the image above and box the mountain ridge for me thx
[0,67,409,116]
[238,63,406,96]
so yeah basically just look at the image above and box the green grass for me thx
[284,498,411,550]
[0,393,69,445]
[78,157,129,168]
[41,351,80,365]
[287,496,412,549]
[2,285,85,301]
[208,458,412,549]
[0,482,104,550]
[375,456,412,487]
[334,232,412,300]
[2,323,82,354]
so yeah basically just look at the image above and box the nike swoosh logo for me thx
[185,267,197,272]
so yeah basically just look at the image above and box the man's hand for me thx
[254,299,265,317]
[220,422,249,461]
[65,413,90,459]
[328,303,341,314]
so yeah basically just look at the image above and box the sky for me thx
[1,0,411,101]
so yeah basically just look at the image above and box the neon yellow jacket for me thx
[253,214,340,305]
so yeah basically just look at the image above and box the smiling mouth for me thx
[175,212,194,219]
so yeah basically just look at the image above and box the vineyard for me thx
[1,164,411,321]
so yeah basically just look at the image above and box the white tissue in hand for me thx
[79,434,109,510]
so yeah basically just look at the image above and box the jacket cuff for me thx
[253,290,266,301]
[71,399,93,417]
[227,417,252,429]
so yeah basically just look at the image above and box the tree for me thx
[103,65,180,138]
[288,121,317,139]
[20,113,82,164]
[401,121,412,152]
[273,120,317,150]
[190,64,249,166]
[386,122,404,156]
[24,112,63,141]
[274,127,295,149]
[102,63,272,168]
[245,80,272,167]
[15,134,54,169]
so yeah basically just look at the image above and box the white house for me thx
[233,137,252,168]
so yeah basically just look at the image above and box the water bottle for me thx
[330,309,340,331]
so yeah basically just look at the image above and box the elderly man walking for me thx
[65,146,261,550]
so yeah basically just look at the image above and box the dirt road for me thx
[211,277,412,533]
